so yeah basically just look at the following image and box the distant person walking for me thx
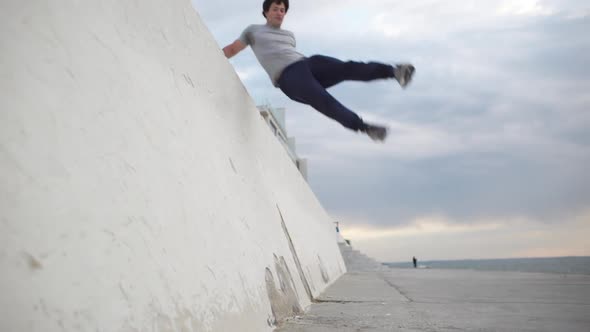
[413,256,417,268]
[222,0,415,142]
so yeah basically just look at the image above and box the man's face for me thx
[265,2,286,28]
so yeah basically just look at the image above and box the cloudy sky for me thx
[192,0,590,262]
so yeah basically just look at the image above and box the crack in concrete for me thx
[313,299,377,304]
[379,273,414,302]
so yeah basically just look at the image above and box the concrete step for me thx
[338,243,389,272]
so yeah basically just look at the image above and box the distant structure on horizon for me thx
[258,105,308,181]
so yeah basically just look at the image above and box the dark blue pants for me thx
[277,55,395,131]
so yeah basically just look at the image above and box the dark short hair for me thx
[262,0,289,18]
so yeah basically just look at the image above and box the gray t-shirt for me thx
[239,24,305,86]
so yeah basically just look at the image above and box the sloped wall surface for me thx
[0,1,346,331]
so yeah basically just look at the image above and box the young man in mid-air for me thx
[223,0,415,142]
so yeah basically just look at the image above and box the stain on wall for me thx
[264,255,303,326]
[317,255,330,283]
[23,252,43,271]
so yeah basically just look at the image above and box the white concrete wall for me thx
[0,1,346,331]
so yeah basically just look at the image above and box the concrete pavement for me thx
[277,244,590,331]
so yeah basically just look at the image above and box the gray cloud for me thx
[193,0,590,257]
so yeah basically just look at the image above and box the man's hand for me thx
[223,40,247,59]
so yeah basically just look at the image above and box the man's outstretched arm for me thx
[223,40,247,59]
